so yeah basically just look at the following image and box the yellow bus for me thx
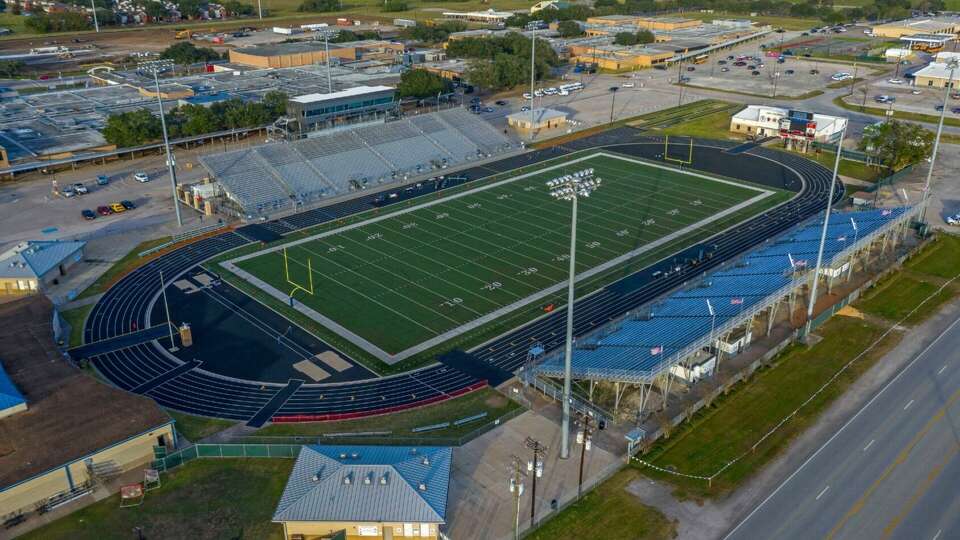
[693,54,709,64]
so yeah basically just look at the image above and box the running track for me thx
[82,131,843,425]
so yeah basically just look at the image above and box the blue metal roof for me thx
[0,361,25,413]
[0,240,85,279]
[536,207,910,381]
[273,445,451,524]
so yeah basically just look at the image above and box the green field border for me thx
[205,147,794,375]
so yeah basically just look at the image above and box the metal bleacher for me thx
[199,108,515,217]
[533,206,915,385]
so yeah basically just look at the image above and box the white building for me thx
[729,105,846,143]
[441,9,515,25]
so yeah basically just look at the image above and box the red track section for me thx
[270,380,489,423]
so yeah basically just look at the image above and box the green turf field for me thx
[229,151,775,358]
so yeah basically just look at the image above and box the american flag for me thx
[650,346,663,355]
[730,297,744,305]
[795,259,808,268]
[882,209,892,216]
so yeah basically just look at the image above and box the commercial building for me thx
[507,107,568,132]
[420,59,470,82]
[287,85,396,133]
[568,43,674,70]
[272,445,452,540]
[585,15,700,31]
[871,16,960,38]
[229,40,404,69]
[912,61,959,88]
[0,240,86,296]
[441,8,515,25]
[729,105,846,144]
[0,296,176,525]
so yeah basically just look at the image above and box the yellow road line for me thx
[825,387,960,540]
[880,443,960,539]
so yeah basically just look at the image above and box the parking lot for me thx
[675,53,845,98]
[840,77,960,118]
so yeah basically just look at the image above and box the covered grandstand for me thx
[199,108,515,218]
[530,206,918,416]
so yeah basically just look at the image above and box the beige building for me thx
[0,240,85,296]
[871,16,960,38]
[273,445,452,540]
[229,40,404,69]
[569,43,674,70]
[585,14,699,30]
[913,61,959,88]
[0,296,176,523]
[507,108,568,133]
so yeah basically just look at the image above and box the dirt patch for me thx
[484,392,508,409]
[836,305,864,319]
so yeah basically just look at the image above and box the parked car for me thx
[96,205,112,216]
[470,97,481,104]
[721,67,730,72]
[121,200,136,210]
[494,100,507,106]
[875,95,893,103]
[520,105,530,111]
[718,60,727,65]
[134,172,149,183]
[947,213,960,226]
[785,69,795,75]
[621,82,635,87]
[61,187,76,198]
[733,61,747,66]
[727,55,735,60]
[686,66,695,71]
[831,72,852,81]
[888,78,905,84]
[752,70,760,76]
[110,202,126,213]
[72,182,88,195]
[747,65,755,70]
[95,175,109,186]
[936,104,944,111]
[483,106,494,113]
[951,107,960,114]
[912,89,922,95]
[679,76,691,83]
[522,92,532,99]
[81,209,96,220]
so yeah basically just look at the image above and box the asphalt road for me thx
[725,312,960,540]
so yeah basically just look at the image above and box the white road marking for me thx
[932,529,942,540]
[864,439,875,452]
[938,364,947,375]
[816,486,830,500]
[904,399,915,411]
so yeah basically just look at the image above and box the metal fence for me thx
[811,141,873,164]
[138,222,227,257]
[863,164,916,194]
[153,443,302,471]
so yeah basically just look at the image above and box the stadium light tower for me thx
[139,59,183,228]
[921,58,958,223]
[546,168,601,459]
[804,118,848,336]
[90,0,99,32]
[526,20,543,140]
[316,28,340,94]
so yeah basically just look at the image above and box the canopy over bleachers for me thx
[533,207,914,384]
[200,109,515,216]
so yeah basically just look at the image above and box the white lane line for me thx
[864,439,875,452]
[816,485,830,501]
[932,529,942,540]
[904,399,915,411]
[938,364,947,375]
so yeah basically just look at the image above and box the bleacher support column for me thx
[766,300,780,336]
[614,382,621,415]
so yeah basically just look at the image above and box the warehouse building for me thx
[0,296,176,529]
[287,85,396,133]
[912,61,959,88]
[441,8,515,25]
[272,445,452,540]
[229,40,404,69]
[871,16,960,38]
[585,15,700,31]
[568,43,674,69]
[729,105,845,143]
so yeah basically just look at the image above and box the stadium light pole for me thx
[527,21,542,140]
[90,0,99,32]
[317,29,340,94]
[920,58,958,223]
[140,59,183,228]
[546,169,602,459]
[508,457,525,540]
[804,119,848,336]
[608,86,618,123]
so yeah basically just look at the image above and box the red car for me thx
[97,206,112,216]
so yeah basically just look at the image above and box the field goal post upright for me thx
[283,247,315,304]
[663,135,693,166]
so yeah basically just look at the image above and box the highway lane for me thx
[725,313,960,540]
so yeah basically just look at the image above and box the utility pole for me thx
[525,437,547,528]
[508,457,526,540]
[608,86,618,123]
[848,61,858,97]
[576,413,595,499]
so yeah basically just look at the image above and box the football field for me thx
[226,151,779,361]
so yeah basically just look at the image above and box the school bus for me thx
[693,54,709,64]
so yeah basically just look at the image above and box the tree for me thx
[144,1,169,20]
[613,32,639,46]
[0,60,24,78]
[381,0,407,12]
[160,42,221,65]
[176,0,202,19]
[557,20,583,38]
[397,69,450,98]
[636,29,655,44]
[400,21,466,43]
[262,90,288,117]
[25,12,91,32]
[102,109,162,147]
[223,0,255,15]
[298,0,339,12]
[859,120,934,173]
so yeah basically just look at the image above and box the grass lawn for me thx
[527,467,676,540]
[232,151,773,356]
[20,459,292,540]
[167,410,236,442]
[256,387,521,442]
[660,109,739,140]
[857,274,948,323]
[640,316,899,499]
[785,149,884,183]
[833,95,960,128]
[60,304,93,347]
[906,234,960,279]
[77,237,170,300]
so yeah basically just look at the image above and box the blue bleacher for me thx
[534,207,911,381]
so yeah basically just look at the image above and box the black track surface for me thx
[84,129,842,422]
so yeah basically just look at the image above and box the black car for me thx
[952,107,960,114]
[752,71,760,76]
[936,104,944,111]
[809,69,820,75]
[785,69,795,75]
[718,60,727,65]
[121,200,136,210]
[686,66,695,71]
[470,97,481,104]
[81,209,96,220]
[727,55,735,60]
[494,100,507,106]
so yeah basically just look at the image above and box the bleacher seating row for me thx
[534,207,911,382]
[199,108,515,217]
